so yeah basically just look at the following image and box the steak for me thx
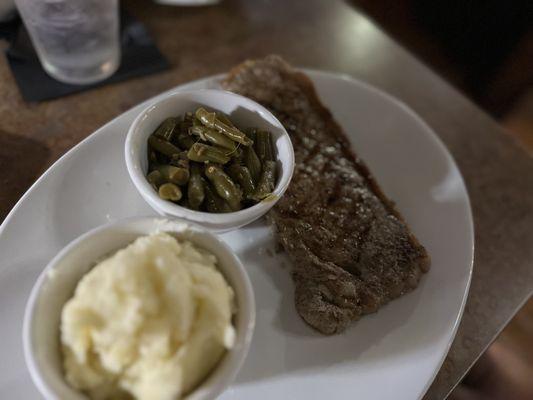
[222,56,430,335]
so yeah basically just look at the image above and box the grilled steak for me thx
[222,56,430,335]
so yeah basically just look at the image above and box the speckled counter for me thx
[1,0,532,398]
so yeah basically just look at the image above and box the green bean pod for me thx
[176,133,195,150]
[189,125,237,151]
[229,146,244,163]
[170,152,190,170]
[158,183,182,201]
[195,108,216,126]
[255,130,274,162]
[178,118,192,136]
[154,165,190,185]
[153,117,178,142]
[187,143,231,164]
[147,170,164,189]
[227,164,256,198]
[243,146,262,183]
[148,135,181,157]
[251,160,276,201]
[192,117,203,127]
[204,181,232,213]
[216,112,235,128]
[204,164,242,211]
[187,164,205,210]
[195,107,253,146]
[184,112,194,122]
[244,127,257,142]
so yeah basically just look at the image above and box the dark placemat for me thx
[1,11,170,102]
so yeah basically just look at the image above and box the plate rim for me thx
[296,69,474,399]
[0,69,474,399]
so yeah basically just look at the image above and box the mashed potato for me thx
[60,232,235,400]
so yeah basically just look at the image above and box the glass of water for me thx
[15,0,120,85]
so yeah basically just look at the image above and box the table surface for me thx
[1,0,532,398]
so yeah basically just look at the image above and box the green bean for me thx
[184,112,193,122]
[192,117,203,127]
[243,146,262,183]
[187,143,230,164]
[153,118,178,141]
[251,160,276,201]
[195,108,253,146]
[204,181,232,213]
[148,135,181,157]
[227,164,256,198]
[195,108,216,126]
[204,164,242,211]
[229,146,244,163]
[158,183,182,201]
[170,152,189,169]
[147,170,164,188]
[255,130,274,162]
[154,165,190,185]
[216,112,234,128]
[187,164,205,210]
[189,125,237,151]
[178,119,192,136]
[176,133,195,150]
[244,127,257,142]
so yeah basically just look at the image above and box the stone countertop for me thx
[1,0,532,398]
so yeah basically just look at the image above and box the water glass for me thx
[15,0,120,85]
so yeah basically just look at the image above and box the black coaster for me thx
[1,11,170,102]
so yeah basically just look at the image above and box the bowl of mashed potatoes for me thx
[23,217,255,400]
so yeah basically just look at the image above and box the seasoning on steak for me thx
[222,55,431,335]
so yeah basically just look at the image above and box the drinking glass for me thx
[15,0,120,85]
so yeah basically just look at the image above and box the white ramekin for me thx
[125,89,294,232]
[23,217,255,400]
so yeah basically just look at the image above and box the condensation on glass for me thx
[15,0,120,85]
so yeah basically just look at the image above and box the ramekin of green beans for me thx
[125,90,294,231]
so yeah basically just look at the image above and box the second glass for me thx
[15,0,120,85]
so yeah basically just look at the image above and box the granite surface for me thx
[1,0,532,398]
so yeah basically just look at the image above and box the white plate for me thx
[0,71,473,400]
